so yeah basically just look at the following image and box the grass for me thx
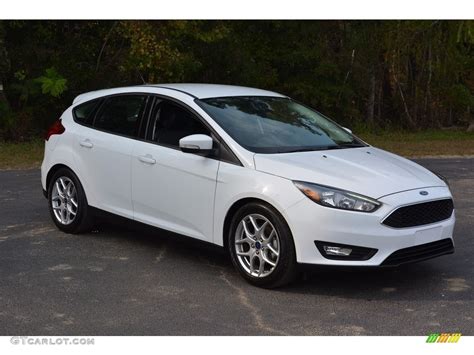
[0,130,473,170]
[0,139,44,170]
[358,130,474,157]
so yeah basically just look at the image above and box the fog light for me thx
[323,245,352,256]
[314,241,378,261]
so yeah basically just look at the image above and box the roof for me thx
[72,83,285,105]
[147,83,285,99]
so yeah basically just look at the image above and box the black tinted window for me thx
[73,99,100,125]
[148,101,209,147]
[94,95,146,137]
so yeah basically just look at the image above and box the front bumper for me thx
[285,186,455,266]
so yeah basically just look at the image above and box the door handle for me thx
[80,139,93,148]
[138,154,156,165]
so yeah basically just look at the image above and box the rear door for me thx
[73,94,148,218]
[131,97,219,242]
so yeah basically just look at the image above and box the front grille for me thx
[382,198,453,228]
[381,238,454,266]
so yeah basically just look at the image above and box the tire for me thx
[228,202,297,288]
[47,167,94,234]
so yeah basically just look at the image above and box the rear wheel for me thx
[48,168,94,233]
[228,202,297,288]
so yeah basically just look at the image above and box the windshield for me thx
[196,96,366,154]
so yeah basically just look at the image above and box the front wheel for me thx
[228,202,297,288]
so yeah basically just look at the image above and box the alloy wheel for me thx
[234,214,280,277]
[51,176,78,225]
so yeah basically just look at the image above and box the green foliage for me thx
[0,110,16,134]
[446,83,474,109]
[10,70,39,105]
[0,100,11,129]
[0,20,473,140]
[457,20,474,44]
[34,68,67,97]
[0,22,10,76]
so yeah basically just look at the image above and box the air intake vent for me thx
[383,199,453,228]
[381,239,454,266]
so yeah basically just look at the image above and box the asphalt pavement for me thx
[0,158,473,335]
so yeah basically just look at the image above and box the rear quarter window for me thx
[73,99,101,126]
[93,95,147,138]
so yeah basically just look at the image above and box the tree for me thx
[0,22,10,107]
[0,20,473,139]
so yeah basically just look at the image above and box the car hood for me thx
[254,147,445,199]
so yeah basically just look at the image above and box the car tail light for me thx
[45,119,65,141]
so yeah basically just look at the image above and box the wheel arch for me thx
[46,164,88,203]
[46,164,71,190]
[222,197,294,253]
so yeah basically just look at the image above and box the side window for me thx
[73,99,100,126]
[148,100,210,148]
[94,95,147,138]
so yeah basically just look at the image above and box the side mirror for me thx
[179,134,213,154]
[343,127,352,134]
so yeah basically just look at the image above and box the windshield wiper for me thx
[336,142,366,147]
[338,142,365,147]
[282,143,365,153]
[282,146,340,153]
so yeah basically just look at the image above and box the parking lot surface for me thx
[0,158,473,335]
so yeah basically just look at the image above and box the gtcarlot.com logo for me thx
[426,333,462,343]
[10,336,95,346]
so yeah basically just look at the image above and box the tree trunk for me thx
[0,23,10,109]
[467,121,474,132]
[467,106,474,132]
[366,71,376,125]
[425,42,432,126]
[0,79,5,100]
[0,77,9,113]
[392,64,416,129]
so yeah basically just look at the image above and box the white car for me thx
[41,84,455,287]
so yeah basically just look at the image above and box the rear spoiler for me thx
[72,90,106,105]
[72,86,144,105]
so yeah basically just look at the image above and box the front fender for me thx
[212,163,304,246]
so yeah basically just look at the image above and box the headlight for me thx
[293,181,381,212]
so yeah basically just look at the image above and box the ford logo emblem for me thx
[420,191,429,196]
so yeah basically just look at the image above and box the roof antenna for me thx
[137,69,146,85]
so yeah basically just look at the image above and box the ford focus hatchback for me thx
[41,84,455,288]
